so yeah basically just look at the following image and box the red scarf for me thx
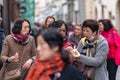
[25,54,65,80]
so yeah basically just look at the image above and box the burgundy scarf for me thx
[11,34,29,45]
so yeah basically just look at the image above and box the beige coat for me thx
[0,35,36,80]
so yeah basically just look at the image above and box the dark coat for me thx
[56,64,85,80]
[21,64,85,80]
[0,28,5,53]
[0,28,5,69]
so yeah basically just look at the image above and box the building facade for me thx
[95,0,120,33]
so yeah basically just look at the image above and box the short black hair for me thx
[38,28,64,52]
[82,19,99,33]
[12,18,31,34]
[34,22,40,27]
[98,19,113,32]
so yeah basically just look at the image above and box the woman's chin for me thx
[22,33,29,36]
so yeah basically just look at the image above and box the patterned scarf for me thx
[80,36,99,57]
[11,34,29,45]
[78,36,99,73]
[25,54,65,80]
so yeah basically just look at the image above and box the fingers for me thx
[71,49,80,58]
[15,52,19,58]
[23,60,32,69]
[66,46,73,51]
[9,52,19,62]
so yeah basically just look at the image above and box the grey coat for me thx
[77,35,109,80]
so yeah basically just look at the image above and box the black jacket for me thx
[22,64,85,80]
[54,64,84,80]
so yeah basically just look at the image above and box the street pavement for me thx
[116,66,120,80]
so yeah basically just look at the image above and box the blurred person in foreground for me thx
[25,28,84,80]
[0,18,36,80]
[98,19,120,80]
[67,19,109,80]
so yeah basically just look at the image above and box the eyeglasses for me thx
[58,29,66,32]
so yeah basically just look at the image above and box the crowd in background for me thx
[0,16,120,80]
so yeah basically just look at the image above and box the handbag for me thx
[4,47,25,80]
[76,62,95,80]
[83,66,95,80]
[83,49,95,80]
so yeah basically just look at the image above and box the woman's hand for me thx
[71,49,80,58]
[65,46,74,51]
[66,46,80,58]
[9,52,19,62]
[65,46,80,63]
[22,59,33,70]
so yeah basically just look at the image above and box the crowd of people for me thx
[0,16,120,80]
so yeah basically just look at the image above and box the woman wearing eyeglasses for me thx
[49,20,72,49]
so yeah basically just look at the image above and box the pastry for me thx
[71,49,80,57]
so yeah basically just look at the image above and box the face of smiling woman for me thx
[20,21,30,36]
[74,25,82,36]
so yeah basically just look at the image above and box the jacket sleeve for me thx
[77,38,108,67]
[113,31,120,65]
[30,36,37,57]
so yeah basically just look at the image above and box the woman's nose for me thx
[83,31,87,36]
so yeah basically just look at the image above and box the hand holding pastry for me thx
[15,52,19,58]
[71,49,80,58]
[9,52,19,62]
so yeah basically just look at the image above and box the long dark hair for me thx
[98,19,113,32]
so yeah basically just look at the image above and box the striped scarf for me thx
[78,36,99,80]
[80,36,99,57]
